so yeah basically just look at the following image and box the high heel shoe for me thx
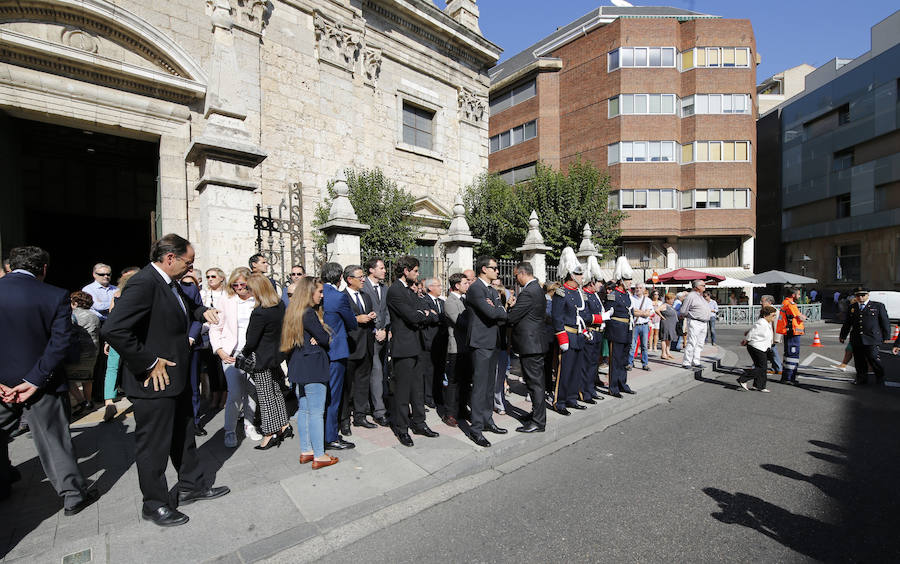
[254,434,282,450]
[278,426,295,441]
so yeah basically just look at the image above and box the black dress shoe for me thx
[484,424,508,434]
[515,421,545,433]
[550,405,571,416]
[64,488,100,516]
[353,417,378,429]
[194,425,208,437]
[178,485,231,506]
[568,403,587,410]
[373,416,390,427]
[341,425,352,436]
[326,438,356,450]
[142,505,189,527]
[609,392,623,398]
[470,434,491,447]
[411,426,439,438]
[397,433,414,447]
[582,397,597,405]
[622,389,636,395]
[425,400,437,409]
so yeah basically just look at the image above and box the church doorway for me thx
[0,113,160,292]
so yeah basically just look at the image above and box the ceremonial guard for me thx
[605,257,636,398]
[551,248,602,415]
[580,256,609,403]
[839,287,891,386]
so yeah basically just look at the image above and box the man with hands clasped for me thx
[103,234,230,527]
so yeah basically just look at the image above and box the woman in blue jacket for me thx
[281,277,339,470]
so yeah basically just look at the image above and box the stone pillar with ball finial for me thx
[516,210,551,283]
[319,170,369,267]
[440,194,480,274]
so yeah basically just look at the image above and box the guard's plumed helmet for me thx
[612,256,634,283]
[584,255,603,284]
[557,247,583,280]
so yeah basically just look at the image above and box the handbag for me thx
[235,351,257,373]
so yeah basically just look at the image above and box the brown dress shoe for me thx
[311,455,339,470]
[442,415,458,427]
[299,453,314,464]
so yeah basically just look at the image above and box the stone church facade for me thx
[0,0,499,284]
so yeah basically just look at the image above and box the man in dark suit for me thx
[321,262,358,450]
[840,287,891,386]
[386,256,439,447]
[505,262,549,433]
[442,273,469,426]
[361,258,390,427]
[180,274,207,436]
[103,234,229,527]
[0,246,98,512]
[342,265,378,433]
[465,256,508,447]
[421,277,447,409]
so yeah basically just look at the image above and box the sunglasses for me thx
[96,273,111,277]
[232,282,247,288]
[207,275,218,279]
[290,272,304,277]
[485,265,499,271]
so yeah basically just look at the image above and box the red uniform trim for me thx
[555,331,569,346]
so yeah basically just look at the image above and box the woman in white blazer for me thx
[209,267,261,447]
[738,305,778,393]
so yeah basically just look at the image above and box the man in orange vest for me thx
[776,287,807,385]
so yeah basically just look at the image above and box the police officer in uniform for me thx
[606,257,636,398]
[579,256,609,403]
[840,287,891,386]
[551,248,592,415]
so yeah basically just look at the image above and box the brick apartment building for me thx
[488,6,758,279]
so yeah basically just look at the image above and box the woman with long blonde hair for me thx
[282,277,338,470]
[101,267,140,422]
[241,273,291,449]
[209,266,260,447]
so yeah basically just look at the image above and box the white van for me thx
[870,291,900,322]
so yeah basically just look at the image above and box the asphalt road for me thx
[331,323,900,563]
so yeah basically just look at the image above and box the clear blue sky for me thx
[476,1,898,81]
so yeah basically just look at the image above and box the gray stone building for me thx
[755,10,900,293]
[0,0,499,289]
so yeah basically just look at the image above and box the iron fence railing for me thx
[716,303,821,325]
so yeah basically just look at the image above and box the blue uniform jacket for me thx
[551,282,591,350]
[604,289,633,344]
[323,283,358,361]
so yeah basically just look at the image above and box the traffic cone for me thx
[811,331,824,347]
[892,325,899,341]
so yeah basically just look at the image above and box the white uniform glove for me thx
[560,343,570,352]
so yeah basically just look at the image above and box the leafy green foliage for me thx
[312,168,417,264]
[463,158,625,260]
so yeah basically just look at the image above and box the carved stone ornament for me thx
[60,27,99,53]
[362,47,382,84]
[206,0,234,30]
[314,12,363,73]
[458,87,486,122]
[235,0,270,36]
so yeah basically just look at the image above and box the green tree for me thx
[312,168,417,263]
[463,158,625,261]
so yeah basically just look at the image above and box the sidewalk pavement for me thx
[2,345,722,564]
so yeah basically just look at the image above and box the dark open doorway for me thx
[0,113,159,292]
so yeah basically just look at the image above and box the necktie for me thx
[435,297,442,313]
[376,285,381,303]
[355,292,364,312]
[170,282,187,316]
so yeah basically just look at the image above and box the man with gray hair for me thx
[760,295,782,374]
[83,262,117,321]
[678,280,710,369]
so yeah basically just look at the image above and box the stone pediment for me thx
[410,195,451,235]
[0,0,206,103]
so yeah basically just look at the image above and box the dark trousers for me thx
[543,343,557,393]
[130,392,204,511]
[580,338,601,400]
[470,347,498,435]
[325,359,346,443]
[189,349,202,423]
[420,350,434,406]
[344,354,372,427]
[608,340,632,394]
[555,347,581,407]
[520,353,546,428]
[456,351,472,417]
[428,343,447,407]
[739,346,769,389]
[391,355,425,433]
[201,348,227,392]
[444,352,459,417]
[1,390,89,508]
[782,335,800,382]
[851,341,885,384]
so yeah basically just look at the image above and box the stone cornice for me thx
[490,58,562,93]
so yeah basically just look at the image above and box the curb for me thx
[210,356,725,564]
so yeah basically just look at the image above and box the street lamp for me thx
[641,255,650,285]
[799,254,812,277]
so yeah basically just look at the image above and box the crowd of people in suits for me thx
[3,234,898,528]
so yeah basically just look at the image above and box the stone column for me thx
[187,0,267,269]
[575,223,599,262]
[440,194,480,274]
[516,210,551,283]
[741,236,755,271]
[319,171,369,267]
[665,237,678,270]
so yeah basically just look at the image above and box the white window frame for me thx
[489,120,538,154]
[678,47,751,71]
[680,189,751,209]
[396,91,444,161]
[608,47,676,71]
[613,189,678,210]
[609,141,678,164]
[680,141,752,163]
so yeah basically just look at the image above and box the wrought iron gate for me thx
[254,182,304,286]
